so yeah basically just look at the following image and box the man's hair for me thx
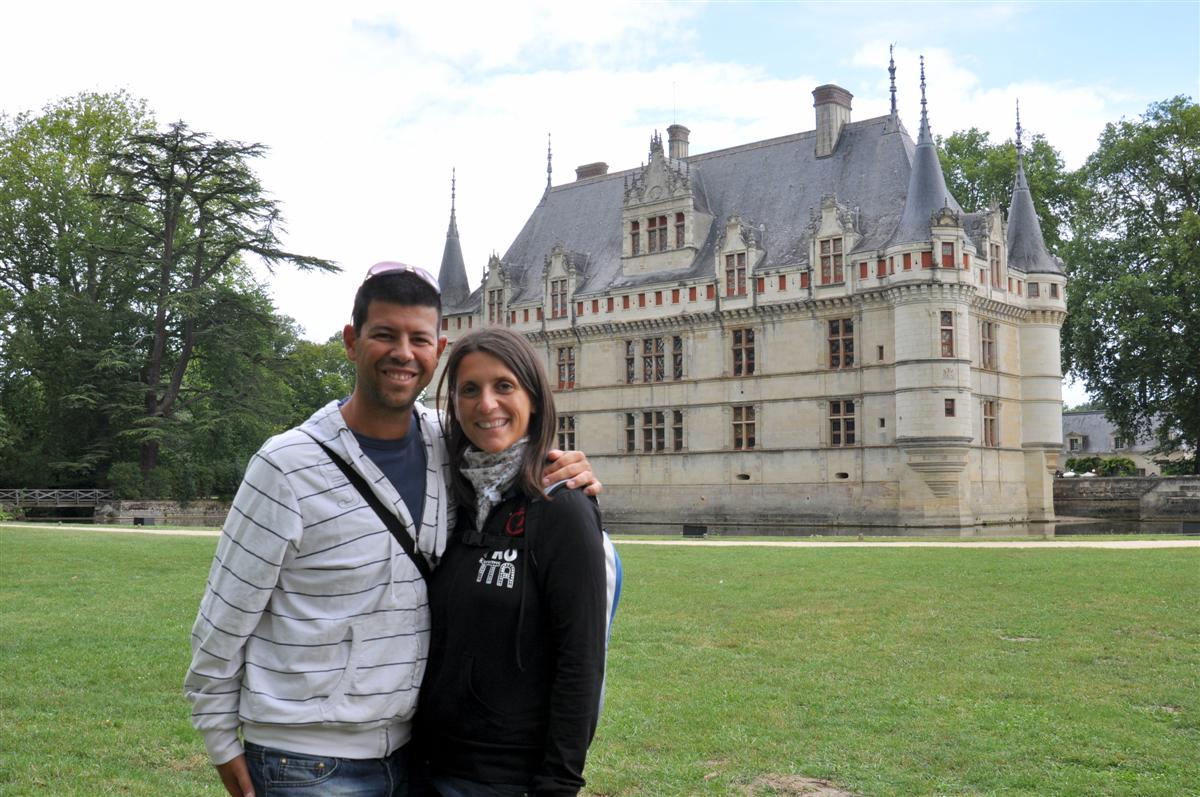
[436,327,558,507]
[352,272,442,333]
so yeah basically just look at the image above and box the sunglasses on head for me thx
[364,262,441,294]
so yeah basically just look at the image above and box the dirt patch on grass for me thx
[743,774,858,796]
[167,752,211,772]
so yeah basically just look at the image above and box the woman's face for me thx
[453,351,535,454]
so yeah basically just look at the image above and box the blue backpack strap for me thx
[601,527,622,645]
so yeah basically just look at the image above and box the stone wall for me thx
[1053,476,1200,520]
[97,500,229,527]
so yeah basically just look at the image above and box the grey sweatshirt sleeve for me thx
[183,448,302,764]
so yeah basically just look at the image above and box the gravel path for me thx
[615,538,1200,549]
[3,522,1197,548]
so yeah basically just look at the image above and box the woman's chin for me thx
[467,435,511,454]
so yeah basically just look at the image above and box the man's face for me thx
[343,301,447,417]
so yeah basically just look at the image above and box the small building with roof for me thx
[1061,410,1189,476]
[430,55,1068,530]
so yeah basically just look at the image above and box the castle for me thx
[429,58,1067,531]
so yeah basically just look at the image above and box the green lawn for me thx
[1,528,1196,796]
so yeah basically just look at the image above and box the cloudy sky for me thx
[5,1,1198,402]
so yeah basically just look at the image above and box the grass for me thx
[1,528,1197,796]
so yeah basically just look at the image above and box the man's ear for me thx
[437,336,448,358]
[343,324,358,361]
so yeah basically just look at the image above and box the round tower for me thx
[1009,104,1068,521]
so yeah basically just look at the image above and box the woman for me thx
[417,327,611,797]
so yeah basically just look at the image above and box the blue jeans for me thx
[244,741,411,797]
[426,774,527,797]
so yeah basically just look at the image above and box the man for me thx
[185,263,598,797]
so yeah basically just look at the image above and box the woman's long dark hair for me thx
[436,327,558,508]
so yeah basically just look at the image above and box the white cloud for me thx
[0,2,1180,344]
[851,43,1129,169]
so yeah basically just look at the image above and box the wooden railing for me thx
[0,489,114,508]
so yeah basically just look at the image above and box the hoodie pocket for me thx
[319,613,419,724]
[464,654,545,725]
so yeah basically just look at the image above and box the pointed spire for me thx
[888,44,898,118]
[889,54,963,246]
[447,168,459,238]
[1015,99,1024,156]
[917,54,932,145]
[438,169,470,307]
[649,129,664,157]
[545,133,552,193]
[1006,102,1062,275]
[1014,100,1029,192]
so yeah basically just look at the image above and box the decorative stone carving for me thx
[624,131,692,207]
[900,442,971,497]
[931,205,961,228]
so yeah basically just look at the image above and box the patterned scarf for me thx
[460,438,529,532]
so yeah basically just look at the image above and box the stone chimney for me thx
[575,162,609,180]
[813,84,853,158]
[667,124,690,159]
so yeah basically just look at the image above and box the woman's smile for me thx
[454,352,534,453]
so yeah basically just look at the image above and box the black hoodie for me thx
[417,486,607,796]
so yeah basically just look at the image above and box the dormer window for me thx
[675,212,685,248]
[819,237,844,284]
[725,253,747,297]
[630,221,640,255]
[990,243,1001,288]
[647,215,668,253]
[550,278,568,319]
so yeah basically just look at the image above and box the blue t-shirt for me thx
[353,411,427,528]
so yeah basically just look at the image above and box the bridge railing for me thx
[0,489,115,508]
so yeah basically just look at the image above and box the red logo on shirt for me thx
[504,506,526,537]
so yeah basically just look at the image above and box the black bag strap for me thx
[310,437,432,582]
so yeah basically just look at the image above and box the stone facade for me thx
[1054,477,1200,521]
[97,500,228,527]
[430,66,1067,531]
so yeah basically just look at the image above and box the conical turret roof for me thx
[1006,106,1063,275]
[889,56,962,246]
[438,170,472,309]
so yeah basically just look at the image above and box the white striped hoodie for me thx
[184,400,452,765]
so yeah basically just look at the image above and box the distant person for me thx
[185,264,599,797]
[415,327,619,797]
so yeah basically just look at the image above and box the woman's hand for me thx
[543,449,603,497]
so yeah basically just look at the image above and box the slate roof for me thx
[1062,411,1157,454]
[889,107,963,246]
[486,114,922,304]
[436,183,473,312]
[437,90,1059,309]
[1006,151,1064,275]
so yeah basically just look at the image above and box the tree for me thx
[1,97,341,493]
[282,332,356,429]
[937,127,1081,253]
[97,122,337,478]
[0,92,153,486]
[1062,96,1200,473]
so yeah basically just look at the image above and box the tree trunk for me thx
[140,437,159,479]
